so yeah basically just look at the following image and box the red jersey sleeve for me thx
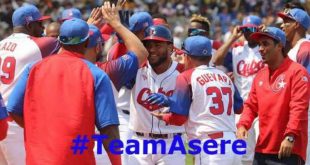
[162,112,188,126]
[0,118,8,141]
[285,69,309,137]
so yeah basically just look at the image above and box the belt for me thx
[122,110,130,115]
[208,132,224,139]
[135,132,183,139]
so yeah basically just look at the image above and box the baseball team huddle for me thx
[0,1,309,165]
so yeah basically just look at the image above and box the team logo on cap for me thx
[88,31,94,36]
[149,28,156,36]
[68,10,74,16]
[202,49,209,55]
[245,17,251,23]
[25,16,34,22]
[143,22,149,28]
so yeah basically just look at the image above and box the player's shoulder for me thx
[179,68,195,80]
[299,40,310,50]
[30,36,58,45]
[82,59,109,79]
[231,41,246,55]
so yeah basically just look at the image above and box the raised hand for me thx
[101,1,121,27]
[87,7,104,28]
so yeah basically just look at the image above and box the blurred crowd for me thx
[1,0,310,42]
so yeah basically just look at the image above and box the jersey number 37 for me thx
[207,87,232,116]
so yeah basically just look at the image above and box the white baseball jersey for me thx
[288,38,309,61]
[169,65,236,140]
[0,33,59,102]
[232,41,264,100]
[287,38,310,71]
[129,61,185,134]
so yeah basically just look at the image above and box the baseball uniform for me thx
[166,65,242,165]
[0,33,59,165]
[230,41,264,165]
[6,50,119,165]
[128,61,186,165]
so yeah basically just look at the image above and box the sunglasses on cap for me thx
[240,27,258,33]
[188,28,206,37]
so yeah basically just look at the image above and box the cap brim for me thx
[250,32,277,42]
[143,36,171,42]
[59,35,89,45]
[277,12,295,21]
[37,16,51,22]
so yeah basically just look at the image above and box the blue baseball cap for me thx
[182,36,212,57]
[60,8,82,21]
[250,27,286,46]
[278,8,310,30]
[59,18,89,45]
[87,24,104,48]
[240,15,262,28]
[143,25,173,43]
[129,12,153,32]
[12,5,51,27]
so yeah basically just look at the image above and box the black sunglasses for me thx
[240,27,258,33]
[188,28,207,37]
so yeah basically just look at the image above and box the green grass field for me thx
[185,142,194,165]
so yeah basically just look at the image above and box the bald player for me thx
[45,22,60,38]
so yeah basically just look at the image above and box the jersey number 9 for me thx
[0,56,16,84]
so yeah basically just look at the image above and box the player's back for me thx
[23,51,98,165]
[0,33,59,102]
[185,65,236,139]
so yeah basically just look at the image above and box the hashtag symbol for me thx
[71,135,89,155]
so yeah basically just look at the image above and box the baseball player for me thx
[278,8,310,72]
[101,10,153,165]
[188,14,222,56]
[0,5,59,165]
[7,17,120,165]
[277,8,310,165]
[128,25,186,165]
[85,2,149,164]
[212,15,263,165]
[237,27,309,164]
[149,36,243,165]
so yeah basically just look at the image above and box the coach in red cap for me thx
[237,27,309,164]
